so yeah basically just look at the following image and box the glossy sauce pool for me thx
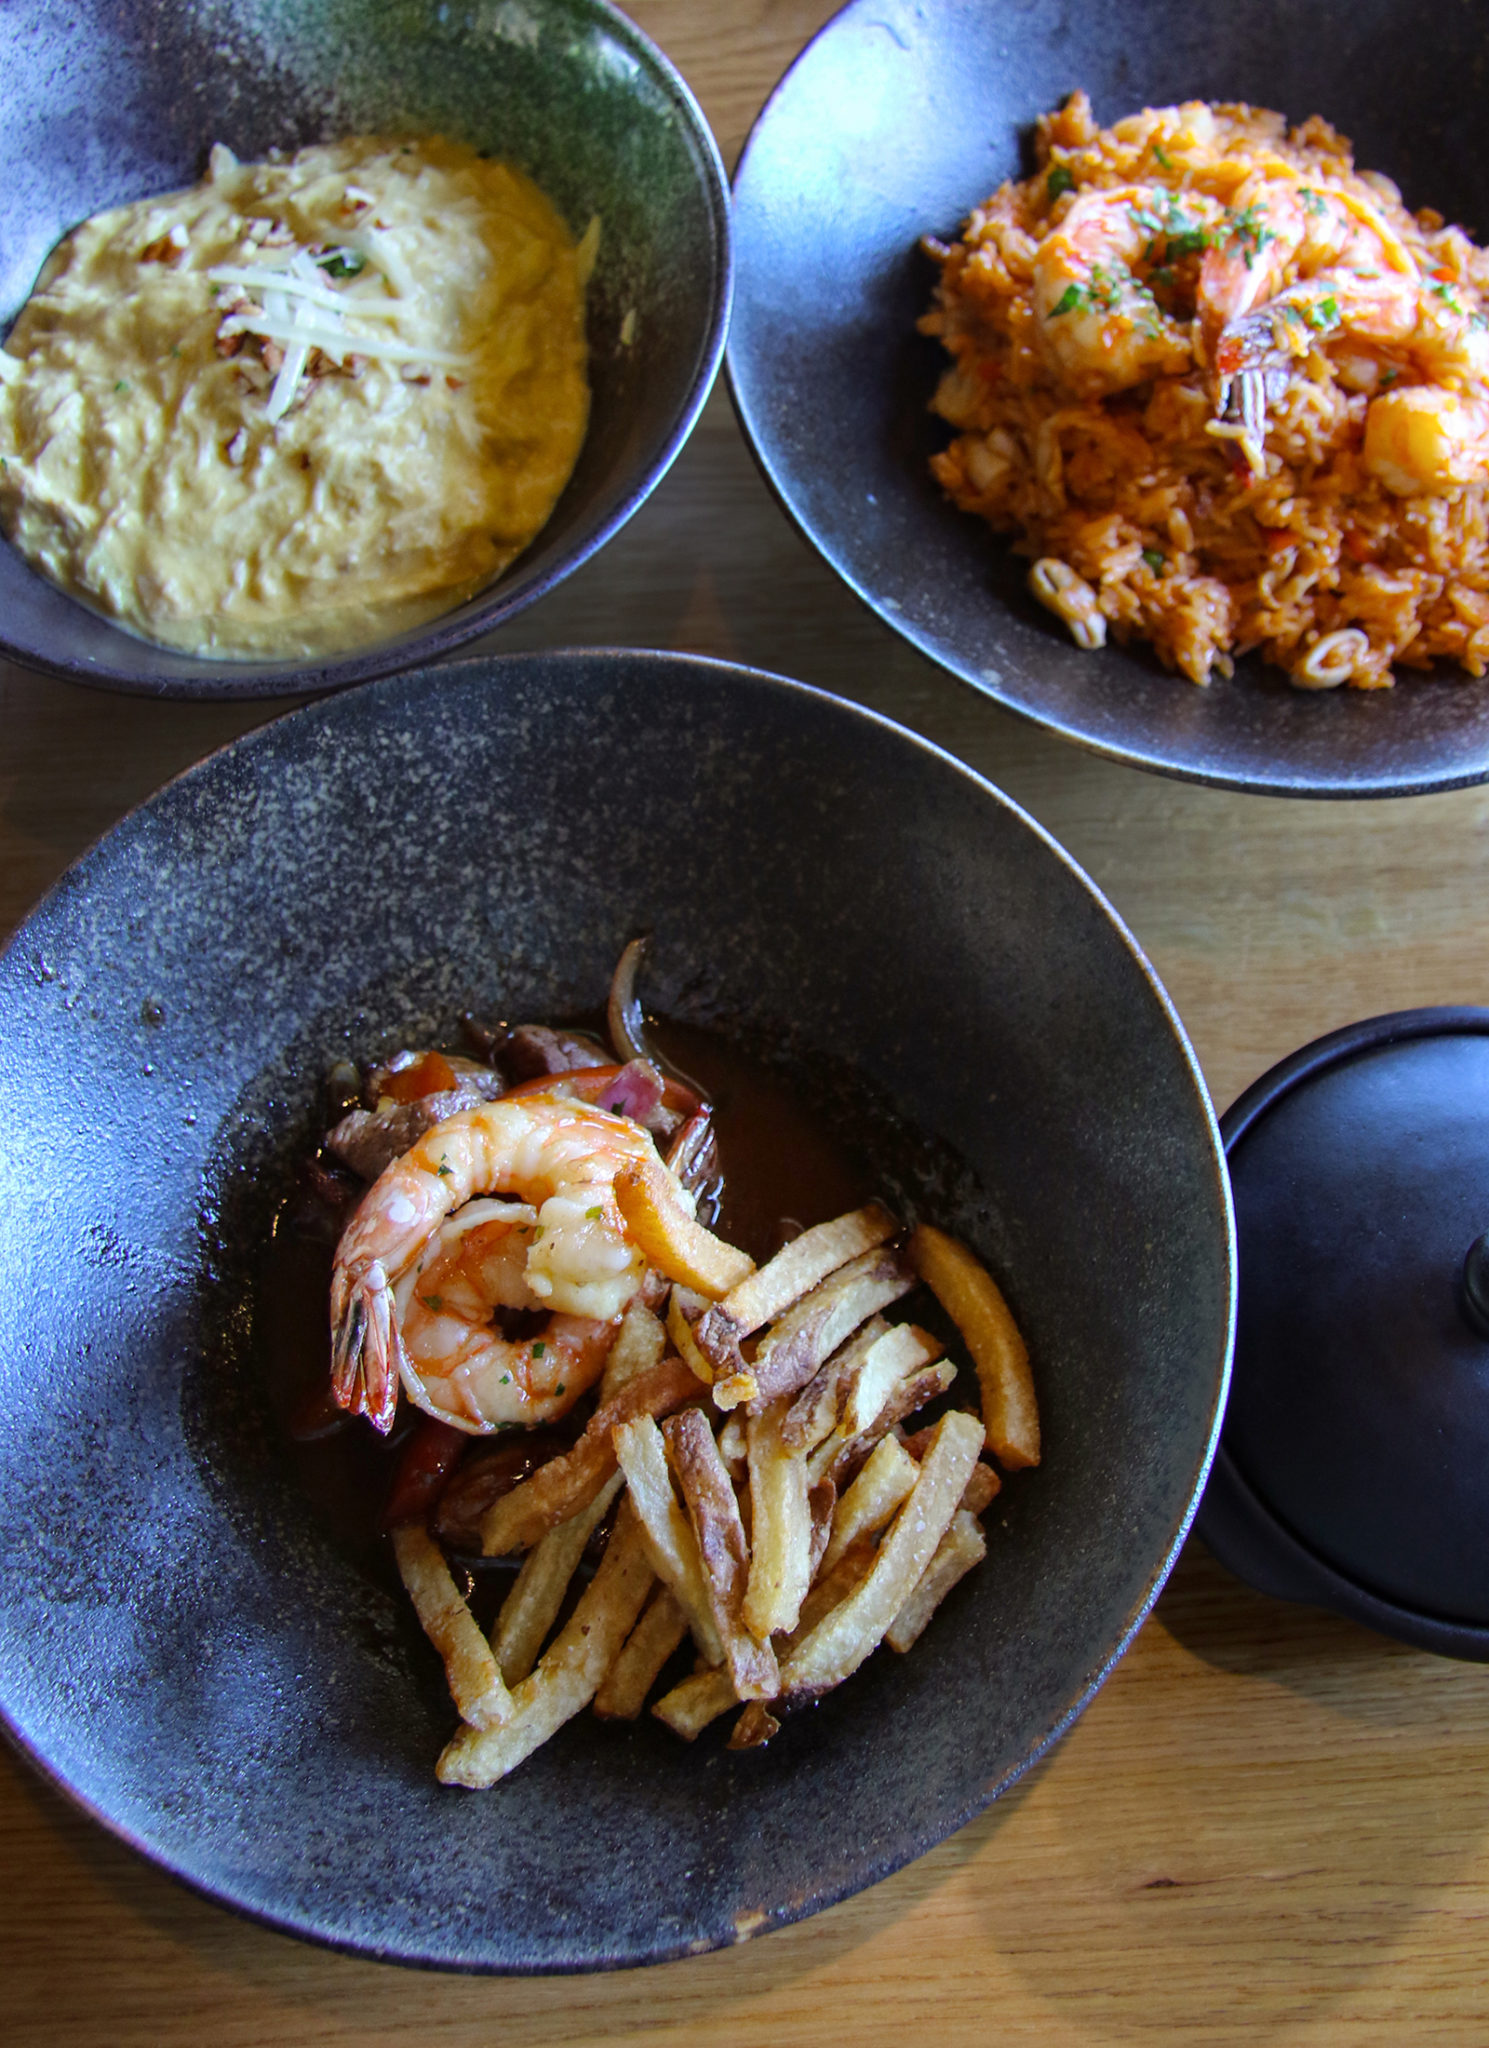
[256,1018,879,1585]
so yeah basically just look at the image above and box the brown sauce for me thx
[255,1017,880,1586]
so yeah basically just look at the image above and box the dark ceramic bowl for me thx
[729,0,1489,796]
[0,0,729,698]
[0,650,1234,1969]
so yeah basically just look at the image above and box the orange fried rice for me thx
[921,92,1489,690]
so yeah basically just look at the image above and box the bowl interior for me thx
[0,650,1233,1970]
[729,0,1489,796]
[0,0,729,697]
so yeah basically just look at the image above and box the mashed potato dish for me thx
[0,137,592,657]
[922,94,1489,691]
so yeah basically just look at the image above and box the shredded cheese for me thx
[206,263,403,319]
[219,314,470,370]
[206,239,467,419]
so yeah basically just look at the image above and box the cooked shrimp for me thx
[391,1201,620,1430]
[1410,276,1489,385]
[330,1094,662,1434]
[1363,383,1489,494]
[1199,175,1419,446]
[1032,186,1202,397]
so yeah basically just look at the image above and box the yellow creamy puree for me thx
[0,137,591,657]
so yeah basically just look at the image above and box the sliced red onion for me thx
[608,934,651,1064]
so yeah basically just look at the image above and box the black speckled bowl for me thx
[730,0,1489,796]
[0,650,1233,1970]
[0,0,729,698]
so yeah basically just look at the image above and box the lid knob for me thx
[1461,1233,1489,1340]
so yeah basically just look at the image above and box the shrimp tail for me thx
[331,1258,403,1434]
[1210,309,1293,439]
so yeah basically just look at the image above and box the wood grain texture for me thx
[6,3,1489,2040]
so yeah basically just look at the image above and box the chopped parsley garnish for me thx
[1299,188,1327,217]
[316,249,367,280]
[1227,202,1276,268]
[1051,263,1125,317]
[436,1158,453,1177]
[1132,196,1210,265]
[1152,142,1173,169]
[1165,226,1210,260]
[532,1341,546,1359]
[1379,366,1400,388]
[1429,278,1463,310]
[114,379,130,393]
[555,1383,566,1396]
[1142,548,1166,574]
[1047,164,1076,200]
[500,1372,512,1383]
[1303,295,1340,331]
[607,1099,625,1113]
[420,1293,446,1312]
[585,1205,603,1219]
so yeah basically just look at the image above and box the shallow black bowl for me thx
[0,0,730,698]
[0,650,1233,1970]
[729,0,1489,796]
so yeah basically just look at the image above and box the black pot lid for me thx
[1196,1007,1489,1659]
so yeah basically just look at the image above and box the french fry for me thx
[712,1367,760,1408]
[716,1412,748,1476]
[612,1414,724,1664]
[835,1323,943,1440]
[910,1223,1040,1468]
[600,1298,667,1403]
[479,1353,702,1556]
[819,1434,919,1575]
[714,1247,916,1411]
[666,1286,720,1385]
[788,1536,879,1644]
[650,1537,878,1740]
[886,1508,987,1653]
[391,1523,512,1732]
[780,1316,891,1452]
[650,1662,737,1740]
[594,1587,690,1719]
[692,1203,900,1374]
[806,1474,837,1581]
[492,1472,624,1684]
[613,1157,755,1297]
[959,1461,1002,1515]
[727,1701,781,1750]
[742,1395,812,1639]
[663,1408,779,1700]
[779,1409,984,1702]
[438,1497,654,1787]
[806,1357,957,1487]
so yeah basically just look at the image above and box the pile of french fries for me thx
[389,1189,1040,1787]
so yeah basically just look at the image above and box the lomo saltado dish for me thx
[295,945,1040,1783]
[0,137,591,658]
[922,93,1489,691]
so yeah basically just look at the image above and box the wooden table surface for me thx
[6,5,1489,2041]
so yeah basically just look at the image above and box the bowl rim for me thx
[0,646,1237,1969]
[0,0,734,702]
